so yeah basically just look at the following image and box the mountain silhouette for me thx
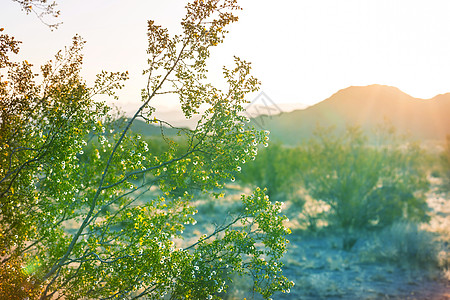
[252,84,450,144]
[129,84,450,144]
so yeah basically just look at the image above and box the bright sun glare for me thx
[2,0,450,113]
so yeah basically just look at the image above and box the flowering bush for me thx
[0,0,293,298]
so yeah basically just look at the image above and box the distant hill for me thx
[250,85,450,144]
[126,85,450,144]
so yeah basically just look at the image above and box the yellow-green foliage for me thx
[0,1,293,299]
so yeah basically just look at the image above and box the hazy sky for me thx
[3,0,450,115]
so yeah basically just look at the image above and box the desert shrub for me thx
[359,222,439,267]
[298,126,430,249]
[441,135,450,192]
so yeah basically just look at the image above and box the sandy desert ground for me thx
[180,179,450,300]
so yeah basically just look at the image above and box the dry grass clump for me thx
[359,221,440,268]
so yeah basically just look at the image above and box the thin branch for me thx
[184,214,244,251]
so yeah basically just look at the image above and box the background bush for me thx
[441,135,450,193]
[298,126,430,247]
[237,126,431,250]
